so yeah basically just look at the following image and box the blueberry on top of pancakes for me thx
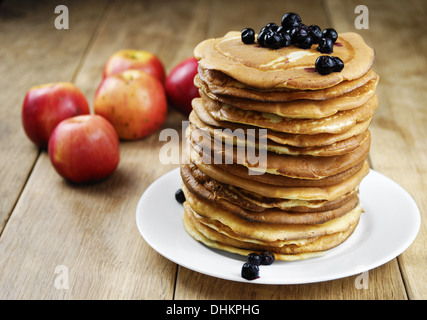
[241,28,255,44]
[323,28,338,43]
[281,12,302,29]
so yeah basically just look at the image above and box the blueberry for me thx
[276,27,291,47]
[322,28,338,43]
[293,24,313,49]
[308,25,322,44]
[260,251,275,265]
[241,263,259,280]
[175,189,186,204]
[293,24,309,42]
[317,37,334,53]
[281,12,302,29]
[264,31,282,49]
[257,29,268,47]
[265,22,279,31]
[315,55,336,75]
[297,35,313,49]
[260,24,277,34]
[247,253,262,266]
[241,28,255,44]
[287,25,300,44]
[280,32,292,47]
[332,56,344,72]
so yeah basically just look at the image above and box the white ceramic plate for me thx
[136,168,420,284]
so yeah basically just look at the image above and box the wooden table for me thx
[0,0,425,300]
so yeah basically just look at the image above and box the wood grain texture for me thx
[0,0,424,300]
[0,0,109,232]
[327,0,427,300]
[175,260,407,300]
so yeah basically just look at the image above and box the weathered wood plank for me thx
[175,260,406,299]
[0,0,208,299]
[327,0,427,300]
[0,0,109,232]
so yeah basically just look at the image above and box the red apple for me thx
[94,69,167,140]
[165,57,199,116]
[103,49,166,83]
[22,82,90,148]
[48,115,120,183]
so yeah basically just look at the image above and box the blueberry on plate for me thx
[260,251,275,265]
[308,25,322,44]
[281,12,302,29]
[175,188,186,204]
[241,28,255,44]
[247,253,262,266]
[241,263,259,280]
[315,55,336,75]
[322,28,338,43]
[317,37,334,53]
[332,56,344,72]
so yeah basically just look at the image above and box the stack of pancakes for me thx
[181,31,378,261]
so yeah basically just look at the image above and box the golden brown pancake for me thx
[181,163,359,211]
[181,170,360,224]
[200,76,379,119]
[188,149,370,200]
[189,129,370,179]
[183,187,362,241]
[192,100,372,147]
[213,161,365,187]
[184,208,358,257]
[200,95,378,135]
[189,112,370,156]
[183,211,327,261]
[196,68,378,102]
[194,31,375,90]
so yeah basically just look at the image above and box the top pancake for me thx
[194,31,375,90]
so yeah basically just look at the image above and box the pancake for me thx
[192,99,373,147]
[184,208,358,257]
[201,76,379,119]
[214,161,365,187]
[201,95,378,135]
[183,211,327,261]
[196,68,378,102]
[194,31,375,90]
[189,150,370,200]
[181,162,359,211]
[181,169,360,224]
[183,186,362,241]
[189,128,371,179]
[189,112,369,156]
